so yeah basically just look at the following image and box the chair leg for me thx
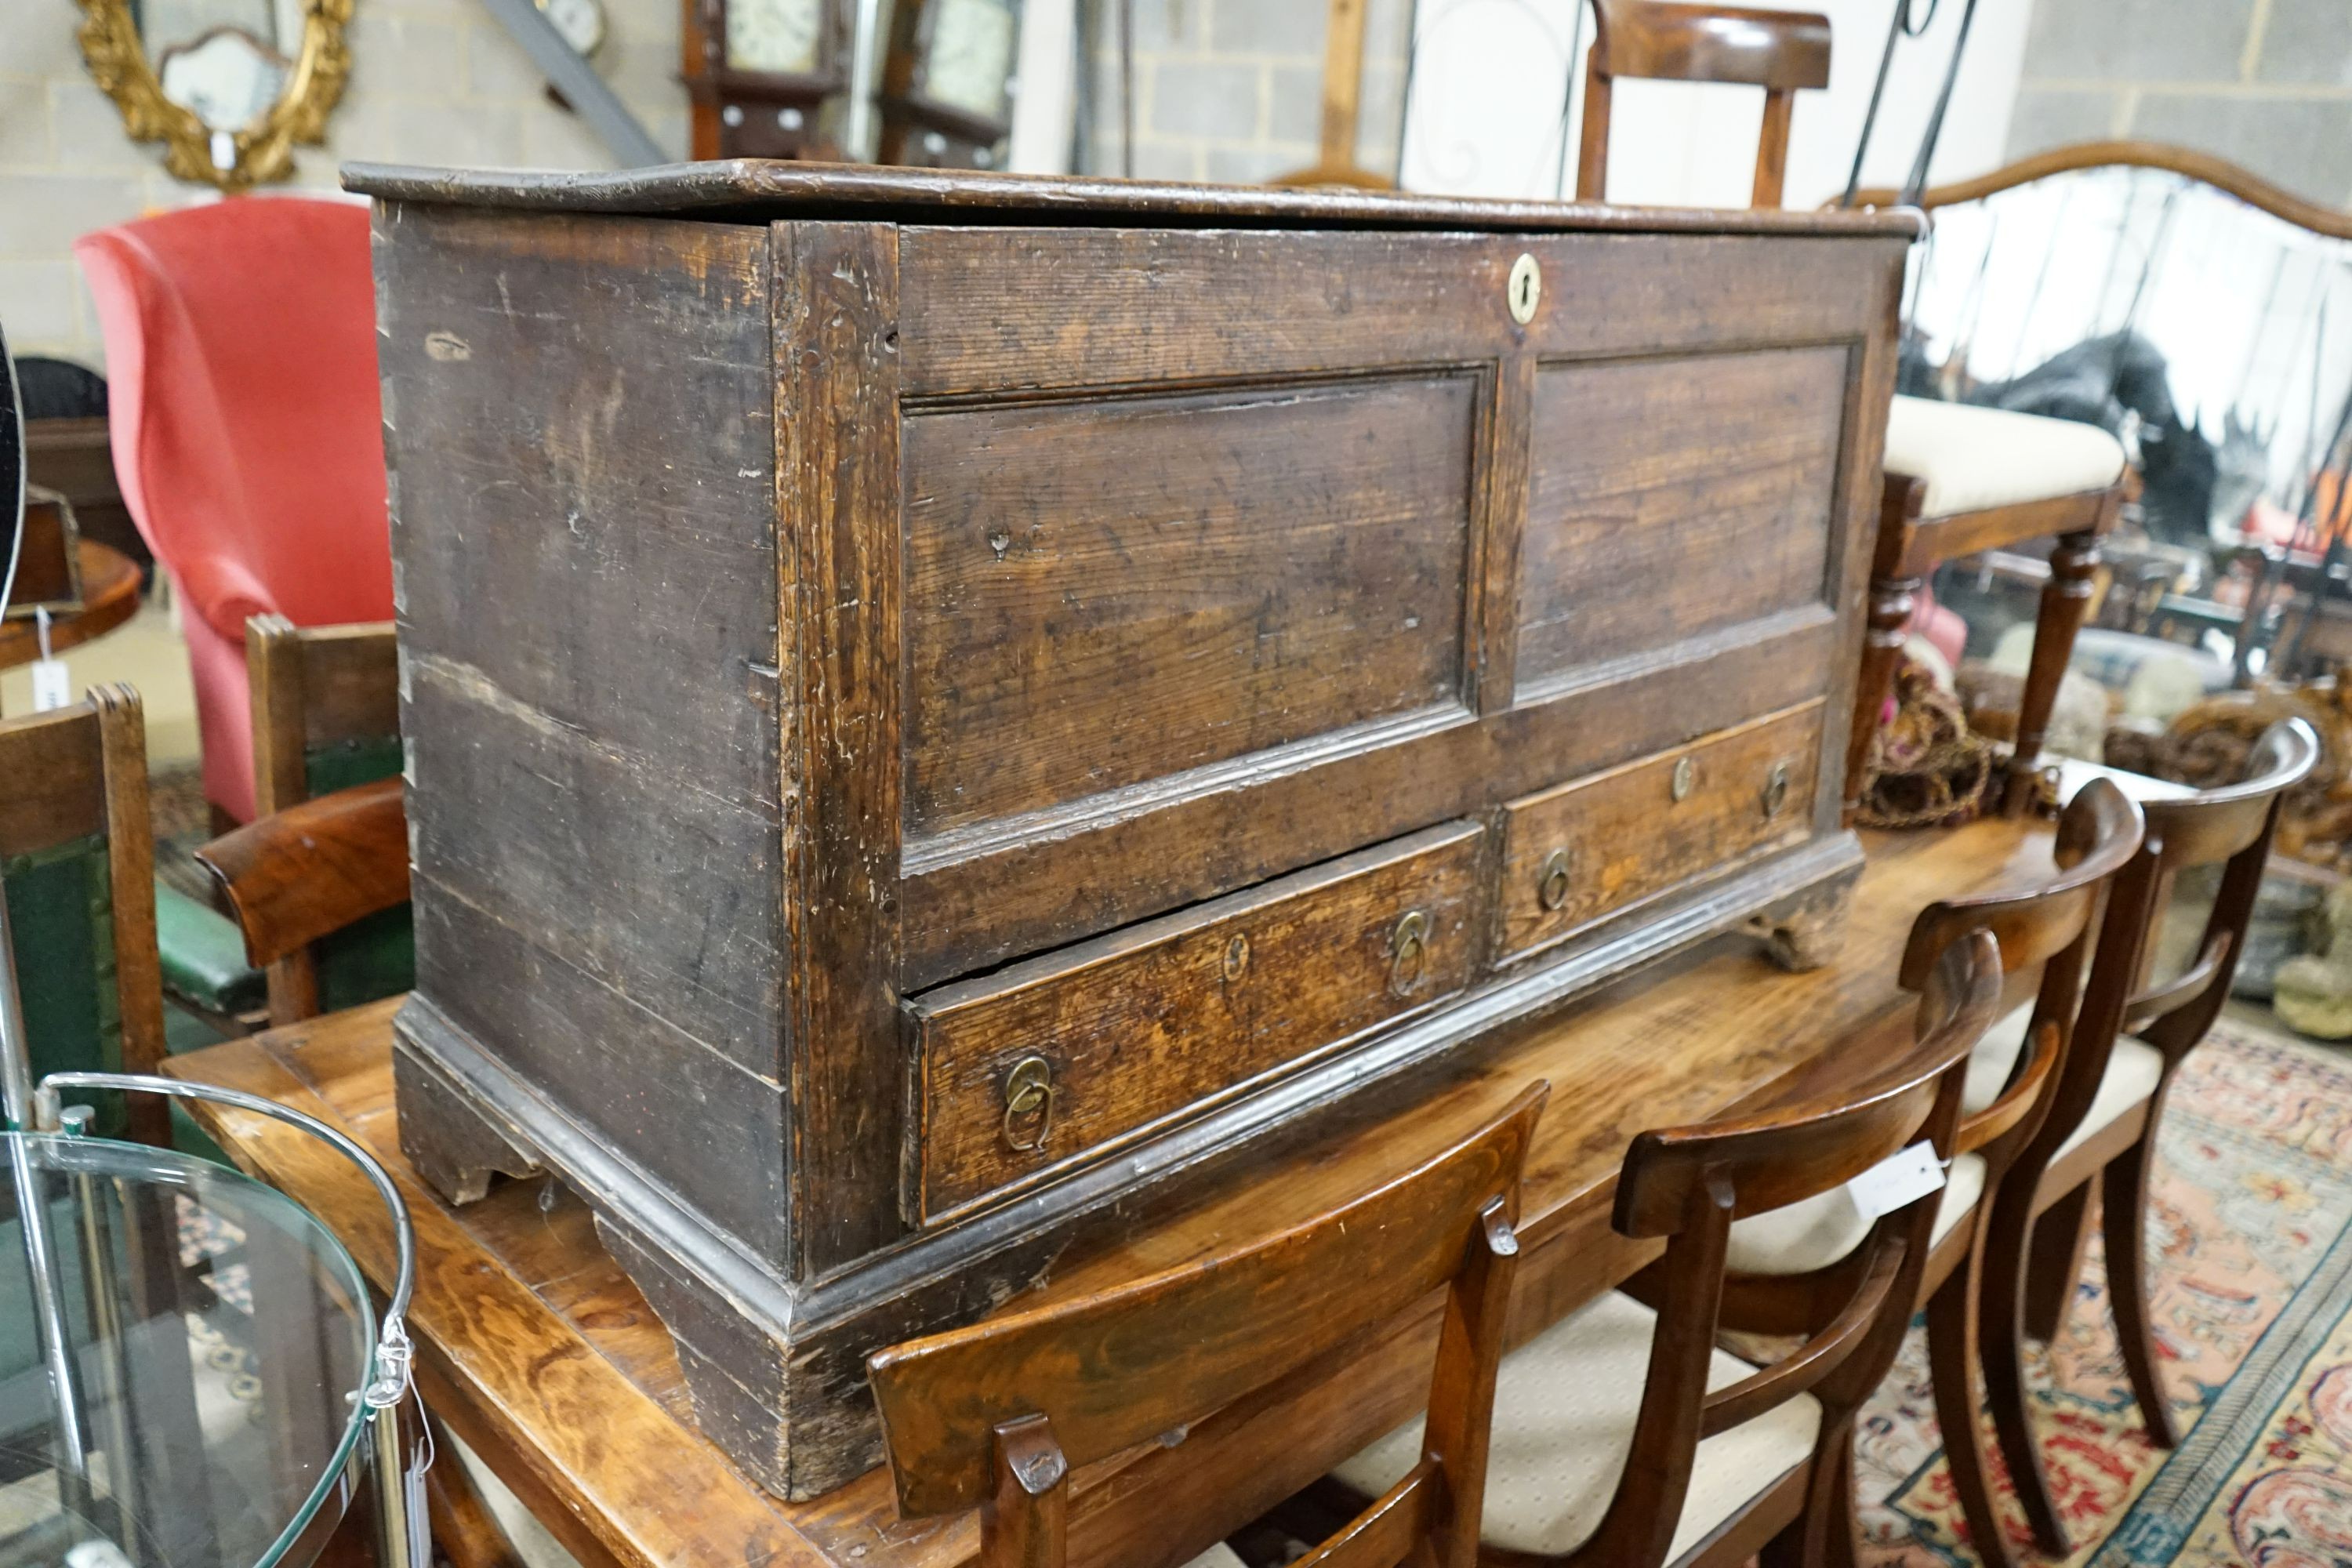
[1925,1263,2013,1568]
[2002,528,2100,815]
[1761,1418,1859,1568]
[1981,1192,2072,1556]
[2023,1181,2096,1344]
[2103,1140,2180,1449]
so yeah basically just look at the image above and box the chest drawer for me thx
[907,820,1485,1221]
[1497,704,1825,964]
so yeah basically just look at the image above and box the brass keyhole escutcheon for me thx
[1670,756,1697,803]
[1221,932,1251,982]
[1508,253,1541,325]
[1389,909,1432,997]
[1001,1056,1055,1154]
[1761,761,1792,819]
[1537,848,1573,912]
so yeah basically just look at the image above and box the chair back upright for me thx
[866,1086,1550,1568]
[1897,777,2145,1167]
[0,688,166,1145]
[74,200,394,825]
[1575,1,1832,207]
[2042,724,2319,1160]
[233,614,409,1023]
[1589,930,2000,1565]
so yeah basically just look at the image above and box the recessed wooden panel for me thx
[909,821,1485,1219]
[1515,347,1848,687]
[1497,703,1825,963]
[902,376,1479,837]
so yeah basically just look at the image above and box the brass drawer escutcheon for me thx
[1537,848,1574,912]
[1670,755,1697,802]
[1389,909,1432,997]
[1761,761,1792,819]
[1221,932,1251,982]
[1000,1056,1055,1153]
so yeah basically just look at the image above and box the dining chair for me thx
[238,613,409,1024]
[1715,777,2145,1568]
[1319,931,2002,1568]
[868,1084,1551,1568]
[1979,723,2319,1555]
[1572,1,1830,208]
[2,685,169,1146]
[75,199,395,828]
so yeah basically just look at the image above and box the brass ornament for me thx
[74,0,354,192]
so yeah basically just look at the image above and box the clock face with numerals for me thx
[920,0,1015,122]
[725,0,824,75]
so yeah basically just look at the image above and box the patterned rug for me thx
[1857,1009,2352,1566]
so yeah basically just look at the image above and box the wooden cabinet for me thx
[355,162,1907,1499]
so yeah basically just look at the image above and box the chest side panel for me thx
[379,207,790,1262]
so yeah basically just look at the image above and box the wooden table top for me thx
[162,817,2054,1568]
[0,540,142,670]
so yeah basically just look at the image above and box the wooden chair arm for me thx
[1956,1014,2063,1156]
[195,778,409,967]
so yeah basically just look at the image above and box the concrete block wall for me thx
[1077,0,1413,184]
[0,0,688,365]
[2006,0,2352,205]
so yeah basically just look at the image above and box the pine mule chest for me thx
[351,161,1910,1500]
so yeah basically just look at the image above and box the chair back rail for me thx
[1899,779,2145,1163]
[2036,722,2318,1159]
[1576,0,1831,206]
[867,1085,1548,1568]
[1588,931,2000,1565]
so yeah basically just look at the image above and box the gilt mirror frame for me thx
[74,0,354,192]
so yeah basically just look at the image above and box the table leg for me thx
[2005,529,2100,815]
[1842,573,1917,824]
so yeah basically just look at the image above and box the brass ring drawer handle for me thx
[1001,1056,1055,1153]
[1389,909,1432,998]
[1537,848,1573,912]
[1761,761,1791,819]
[1670,756,1697,802]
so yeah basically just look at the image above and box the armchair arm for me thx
[195,778,408,967]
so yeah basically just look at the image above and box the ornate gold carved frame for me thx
[74,0,354,192]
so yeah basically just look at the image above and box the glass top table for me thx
[0,1131,379,1568]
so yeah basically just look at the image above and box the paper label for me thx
[30,659,70,713]
[1843,1141,1946,1223]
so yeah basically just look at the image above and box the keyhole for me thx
[1507,253,1541,325]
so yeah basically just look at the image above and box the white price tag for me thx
[1842,1141,1946,1224]
[30,658,71,712]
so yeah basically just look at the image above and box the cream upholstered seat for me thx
[1885,396,2128,517]
[1183,1547,1245,1568]
[1723,1151,1985,1277]
[1721,1002,2165,1278]
[1960,1002,2165,1159]
[1331,1290,1820,1559]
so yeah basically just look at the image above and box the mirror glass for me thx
[142,0,304,133]
[1903,167,2352,558]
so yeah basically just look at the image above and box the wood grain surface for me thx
[168,818,2048,1568]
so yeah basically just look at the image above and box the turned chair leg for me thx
[2022,1182,2096,1343]
[1925,1262,2014,1568]
[1980,1192,2073,1556]
[1844,573,1918,823]
[2102,1141,2180,1448]
[2004,529,2100,815]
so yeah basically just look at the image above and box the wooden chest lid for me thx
[343,159,1917,237]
